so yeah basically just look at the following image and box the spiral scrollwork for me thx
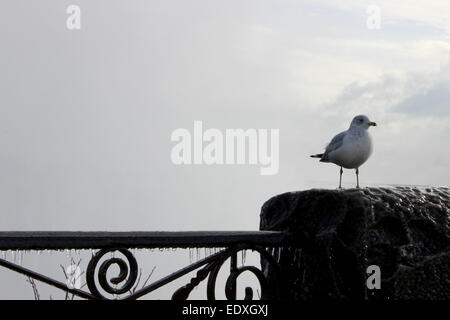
[86,248,138,299]
[224,265,268,300]
[171,245,282,300]
[204,245,282,300]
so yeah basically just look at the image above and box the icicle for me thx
[188,248,193,264]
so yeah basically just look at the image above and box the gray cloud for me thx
[395,79,450,116]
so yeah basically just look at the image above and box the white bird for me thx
[310,115,377,189]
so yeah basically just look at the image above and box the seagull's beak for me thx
[369,121,377,127]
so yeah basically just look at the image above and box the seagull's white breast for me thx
[329,130,373,169]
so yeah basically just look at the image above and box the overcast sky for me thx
[0,1,449,299]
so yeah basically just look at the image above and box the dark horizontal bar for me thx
[0,231,292,250]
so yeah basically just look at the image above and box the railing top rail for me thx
[0,231,292,250]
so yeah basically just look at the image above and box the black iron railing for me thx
[0,231,294,300]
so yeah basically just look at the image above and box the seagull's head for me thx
[351,115,377,130]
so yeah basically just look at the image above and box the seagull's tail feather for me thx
[311,153,331,163]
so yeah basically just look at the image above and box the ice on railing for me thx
[186,247,230,264]
[0,246,252,271]
[241,250,247,266]
[0,250,24,266]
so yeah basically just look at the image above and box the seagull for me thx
[310,115,377,189]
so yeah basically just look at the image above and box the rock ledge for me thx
[259,186,450,300]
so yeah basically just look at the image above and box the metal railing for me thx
[0,231,294,300]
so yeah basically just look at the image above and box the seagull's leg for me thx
[338,167,343,189]
[356,168,360,189]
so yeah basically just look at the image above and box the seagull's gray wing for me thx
[320,130,347,162]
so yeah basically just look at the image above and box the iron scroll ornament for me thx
[86,248,138,299]
[77,245,283,300]
[173,244,283,300]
